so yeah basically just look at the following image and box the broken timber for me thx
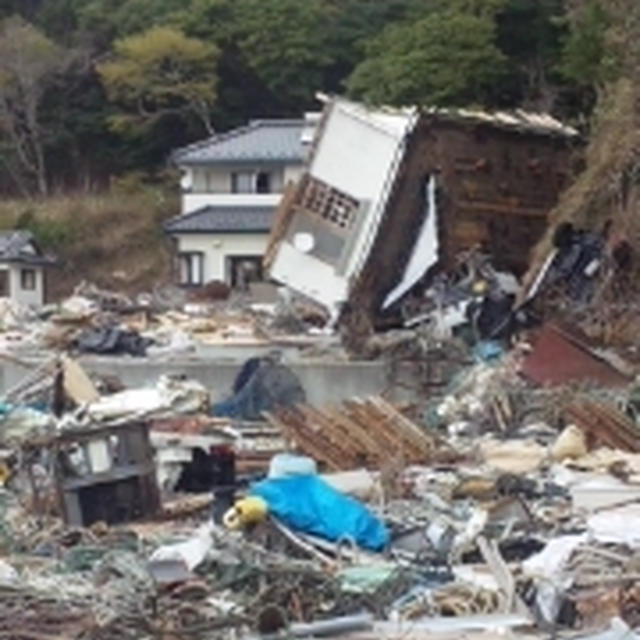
[565,400,640,453]
[264,396,437,471]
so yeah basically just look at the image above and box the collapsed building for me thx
[265,96,580,340]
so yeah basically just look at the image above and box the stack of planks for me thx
[565,400,639,453]
[264,396,436,471]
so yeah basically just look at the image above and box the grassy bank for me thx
[0,181,178,301]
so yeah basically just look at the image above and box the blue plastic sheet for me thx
[250,475,389,551]
[473,340,504,363]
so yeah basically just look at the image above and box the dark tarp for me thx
[212,358,306,420]
[76,327,153,357]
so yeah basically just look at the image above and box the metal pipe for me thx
[288,613,374,637]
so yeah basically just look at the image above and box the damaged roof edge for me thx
[423,106,580,138]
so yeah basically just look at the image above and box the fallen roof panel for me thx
[520,324,630,388]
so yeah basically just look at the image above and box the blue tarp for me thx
[250,475,389,552]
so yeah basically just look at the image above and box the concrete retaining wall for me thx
[0,354,388,407]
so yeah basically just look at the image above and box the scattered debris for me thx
[2,99,640,640]
[566,400,640,453]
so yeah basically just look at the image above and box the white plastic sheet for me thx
[522,534,587,579]
[149,522,214,571]
[588,504,640,546]
[383,175,439,309]
[85,375,209,424]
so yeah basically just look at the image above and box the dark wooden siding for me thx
[347,115,578,330]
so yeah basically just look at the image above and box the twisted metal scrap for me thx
[0,581,248,640]
[0,585,95,640]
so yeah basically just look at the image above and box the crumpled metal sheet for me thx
[521,325,630,388]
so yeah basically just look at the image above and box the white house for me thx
[164,116,317,288]
[0,230,55,307]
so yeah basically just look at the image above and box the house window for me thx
[21,268,36,291]
[227,255,264,289]
[299,177,359,230]
[231,172,254,194]
[256,171,271,193]
[0,270,8,297]
[231,170,273,194]
[178,252,204,286]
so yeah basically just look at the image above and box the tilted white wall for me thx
[310,108,404,201]
[270,243,349,311]
[269,99,417,312]
[175,233,268,283]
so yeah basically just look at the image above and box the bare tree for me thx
[0,16,69,196]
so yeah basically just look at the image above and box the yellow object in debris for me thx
[472,280,488,295]
[551,424,587,461]
[0,462,10,487]
[223,496,268,530]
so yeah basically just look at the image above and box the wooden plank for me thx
[372,397,435,456]
[343,400,402,461]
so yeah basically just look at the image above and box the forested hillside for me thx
[0,0,610,196]
[0,0,632,297]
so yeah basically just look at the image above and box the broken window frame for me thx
[298,176,359,232]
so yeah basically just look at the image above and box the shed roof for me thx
[0,230,55,265]
[424,107,580,137]
[319,96,580,138]
[163,205,274,234]
[173,119,307,166]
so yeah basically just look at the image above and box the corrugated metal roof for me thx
[173,120,307,165]
[163,205,274,233]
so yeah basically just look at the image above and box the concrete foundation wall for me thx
[0,355,388,408]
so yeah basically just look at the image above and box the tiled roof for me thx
[0,230,55,265]
[163,205,274,233]
[173,119,307,165]
[0,230,32,257]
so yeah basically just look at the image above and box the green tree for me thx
[98,25,219,135]
[216,0,334,109]
[495,0,567,110]
[561,0,611,90]
[347,9,508,107]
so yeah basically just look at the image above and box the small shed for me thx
[0,230,55,307]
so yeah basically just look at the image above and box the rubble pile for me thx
[0,208,640,637]
[0,279,334,361]
[0,324,638,640]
